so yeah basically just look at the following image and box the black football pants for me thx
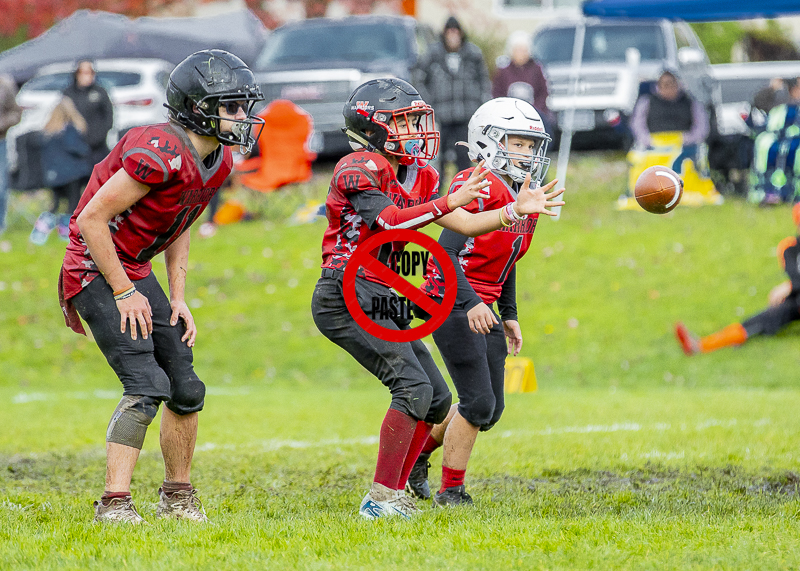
[311,273,452,424]
[743,294,800,337]
[432,307,507,432]
[71,272,205,415]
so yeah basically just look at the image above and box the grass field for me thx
[2,153,800,569]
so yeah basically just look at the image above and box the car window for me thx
[22,70,141,93]
[718,77,772,104]
[156,71,171,90]
[21,73,73,92]
[534,24,666,65]
[674,25,692,50]
[415,25,435,60]
[256,22,409,67]
[97,72,141,88]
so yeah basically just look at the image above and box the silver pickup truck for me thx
[253,15,435,157]
[532,18,714,149]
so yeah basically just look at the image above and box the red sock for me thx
[398,421,433,490]
[440,466,466,492]
[421,434,441,455]
[373,408,417,490]
[162,481,193,497]
[101,491,130,505]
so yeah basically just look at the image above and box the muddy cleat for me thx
[405,452,431,500]
[93,496,145,524]
[359,482,412,520]
[156,487,208,522]
[433,485,474,507]
[391,489,421,518]
[675,322,700,355]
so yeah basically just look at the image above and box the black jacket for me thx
[62,82,114,166]
[414,40,490,124]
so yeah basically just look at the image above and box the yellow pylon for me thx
[504,357,537,393]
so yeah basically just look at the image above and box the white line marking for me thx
[10,386,251,404]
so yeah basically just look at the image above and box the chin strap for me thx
[343,128,376,152]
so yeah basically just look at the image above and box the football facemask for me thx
[497,132,551,184]
[196,93,265,152]
[374,105,440,166]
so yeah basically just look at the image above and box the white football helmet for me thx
[465,97,551,184]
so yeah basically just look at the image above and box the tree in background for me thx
[0,0,182,42]
[692,20,800,63]
[0,0,284,53]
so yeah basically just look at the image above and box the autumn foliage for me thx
[0,0,280,41]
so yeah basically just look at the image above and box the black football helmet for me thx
[342,78,439,166]
[165,49,265,152]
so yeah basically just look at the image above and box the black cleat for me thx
[405,452,432,500]
[433,484,473,507]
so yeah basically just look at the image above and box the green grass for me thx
[2,153,800,569]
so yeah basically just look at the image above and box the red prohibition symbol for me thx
[342,229,457,343]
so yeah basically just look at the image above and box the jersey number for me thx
[497,235,523,284]
[136,205,203,262]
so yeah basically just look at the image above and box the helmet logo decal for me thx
[196,57,232,86]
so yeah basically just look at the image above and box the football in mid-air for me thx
[634,166,683,214]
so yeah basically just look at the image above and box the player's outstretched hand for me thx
[503,320,523,356]
[446,160,491,210]
[768,280,792,307]
[170,299,197,347]
[514,175,565,217]
[117,291,153,340]
[467,302,498,335]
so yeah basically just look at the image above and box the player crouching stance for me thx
[312,81,563,520]
[58,50,264,523]
[676,203,800,355]
[409,97,552,506]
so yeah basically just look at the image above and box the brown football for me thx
[634,166,683,214]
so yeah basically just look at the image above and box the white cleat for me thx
[358,482,415,520]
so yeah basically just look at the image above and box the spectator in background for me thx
[63,60,114,168]
[415,16,490,189]
[0,73,22,235]
[631,70,709,151]
[749,77,800,204]
[753,78,789,115]
[630,69,709,175]
[38,98,92,242]
[492,31,554,135]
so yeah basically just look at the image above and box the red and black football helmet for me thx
[165,49,264,152]
[342,78,439,166]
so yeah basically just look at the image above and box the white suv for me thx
[532,18,714,148]
[8,58,173,173]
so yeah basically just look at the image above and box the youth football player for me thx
[676,202,800,355]
[58,50,264,523]
[409,97,552,506]
[311,80,564,519]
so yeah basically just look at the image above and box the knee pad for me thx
[458,396,497,430]
[166,379,206,415]
[391,381,432,421]
[106,395,160,449]
[479,404,505,432]
[425,390,452,425]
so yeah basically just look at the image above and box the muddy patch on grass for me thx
[521,464,800,497]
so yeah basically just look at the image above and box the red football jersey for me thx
[60,122,232,303]
[320,151,440,287]
[422,168,539,304]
